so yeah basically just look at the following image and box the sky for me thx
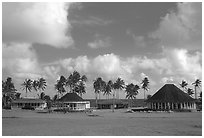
[2,2,202,99]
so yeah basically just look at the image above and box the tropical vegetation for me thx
[125,83,140,108]
[180,80,188,92]
[93,77,106,108]
[2,77,17,107]
[2,72,202,111]
[192,79,202,99]
[21,79,33,97]
[113,77,125,99]
[141,77,150,99]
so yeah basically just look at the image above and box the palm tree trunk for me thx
[144,89,146,100]
[95,93,98,109]
[112,92,115,112]
[195,86,197,99]
[118,90,120,99]
[26,89,27,98]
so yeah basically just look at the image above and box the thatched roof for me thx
[146,84,196,103]
[58,93,84,102]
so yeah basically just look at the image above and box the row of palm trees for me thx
[18,71,202,102]
[179,79,202,99]
[54,71,87,98]
[21,78,47,98]
[92,76,150,110]
[93,77,150,100]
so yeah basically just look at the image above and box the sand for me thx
[2,109,202,136]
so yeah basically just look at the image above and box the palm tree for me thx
[104,80,112,99]
[2,77,17,107]
[125,83,140,108]
[93,77,106,108]
[66,71,81,93]
[32,80,39,96]
[180,80,188,92]
[2,77,17,94]
[40,92,45,100]
[105,80,114,112]
[113,78,125,99]
[38,78,47,98]
[199,92,202,101]
[186,88,194,97]
[77,74,88,97]
[55,76,66,98]
[192,79,201,99]
[141,77,150,99]
[81,75,88,82]
[55,76,66,109]
[53,94,58,101]
[75,81,86,98]
[21,79,33,97]
[15,93,21,99]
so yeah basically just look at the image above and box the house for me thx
[97,99,129,109]
[146,84,197,111]
[55,93,90,111]
[12,98,47,109]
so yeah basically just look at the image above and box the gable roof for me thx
[146,84,195,103]
[58,93,84,102]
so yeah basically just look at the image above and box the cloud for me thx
[163,48,202,80]
[126,30,146,47]
[2,43,42,79]
[150,2,201,50]
[59,56,90,73]
[58,53,165,83]
[88,35,112,49]
[71,16,112,26]
[3,2,73,48]
[161,76,174,84]
[43,65,61,80]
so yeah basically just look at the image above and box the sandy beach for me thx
[2,109,202,136]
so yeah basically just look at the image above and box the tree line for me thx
[2,71,202,108]
[179,79,202,99]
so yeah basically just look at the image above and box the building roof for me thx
[97,99,129,105]
[13,98,45,103]
[146,84,196,103]
[58,93,84,102]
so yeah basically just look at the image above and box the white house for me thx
[55,93,90,111]
[12,98,47,109]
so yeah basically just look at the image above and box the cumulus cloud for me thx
[59,56,90,73]
[43,65,61,80]
[58,53,167,84]
[3,2,73,48]
[2,43,42,79]
[58,48,201,85]
[150,2,201,50]
[163,48,202,80]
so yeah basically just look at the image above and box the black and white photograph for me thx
[2,1,202,136]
